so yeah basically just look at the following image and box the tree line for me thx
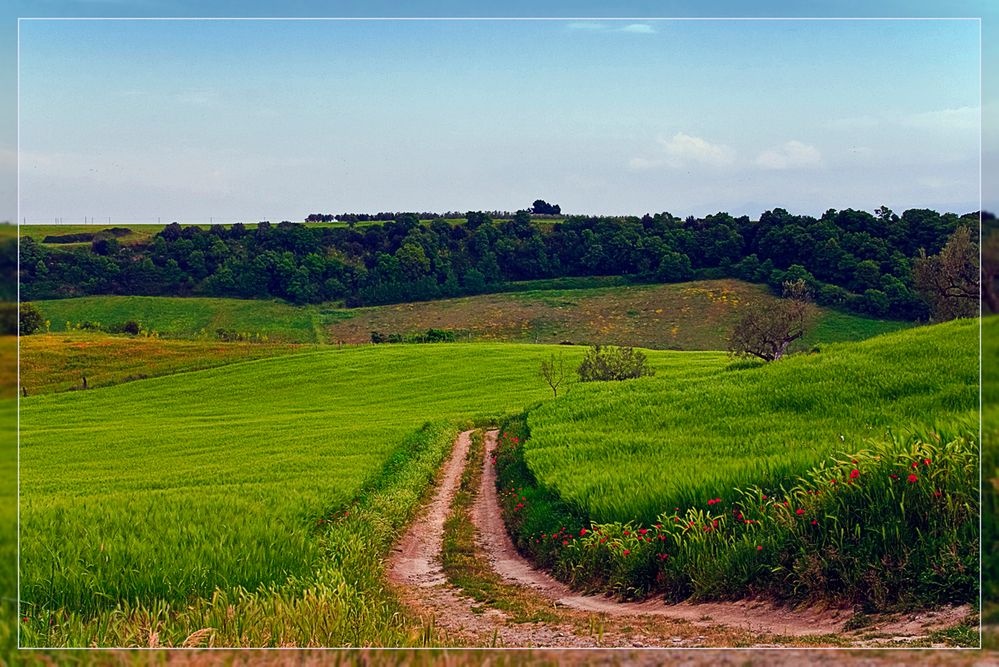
[17,207,991,321]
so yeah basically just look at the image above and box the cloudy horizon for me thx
[16,18,983,223]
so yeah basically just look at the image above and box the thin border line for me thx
[15,17,984,21]
[977,14,984,652]
[15,16,984,652]
[15,14,20,654]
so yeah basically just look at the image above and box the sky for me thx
[4,2,997,222]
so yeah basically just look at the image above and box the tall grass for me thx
[18,342,600,646]
[525,319,980,523]
[20,422,461,647]
[495,319,984,610]
[496,420,978,609]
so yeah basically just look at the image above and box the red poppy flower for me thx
[757,545,763,551]
[908,474,918,483]
[923,458,931,466]
[850,469,860,479]
[795,508,805,515]
[622,550,630,556]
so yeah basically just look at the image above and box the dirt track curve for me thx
[387,429,973,648]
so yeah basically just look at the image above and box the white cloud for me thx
[566,22,656,34]
[660,133,736,167]
[619,24,656,34]
[629,133,736,170]
[902,106,979,131]
[755,140,822,170]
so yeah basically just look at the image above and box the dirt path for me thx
[388,430,605,647]
[389,430,472,588]
[388,429,973,648]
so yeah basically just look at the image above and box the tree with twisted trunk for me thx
[912,225,980,321]
[729,280,814,362]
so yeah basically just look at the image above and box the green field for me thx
[18,342,600,646]
[525,318,980,523]
[487,319,983,608]
[34,295,323,343]
[32,279,912,351]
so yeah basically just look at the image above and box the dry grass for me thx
[18,332,309,395]
[326,280,909,350]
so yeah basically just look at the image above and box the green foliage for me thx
[577,344,655,382]
[19,206,972,317]
[19,302,45,335]
[912,225,980,321]
[371,328,462,344]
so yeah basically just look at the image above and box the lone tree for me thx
[577,345,654,382]
[729,279,814,362]
[912,225,980,321]
[539,352,570,398]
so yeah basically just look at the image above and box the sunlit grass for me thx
[525,319,981,523]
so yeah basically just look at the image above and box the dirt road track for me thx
[388,429,974,649]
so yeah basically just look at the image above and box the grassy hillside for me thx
[19,342,621,646]
[19,333,311,395]
[525,318,980,523]
[33,279,912,351]
[492,319,981,609]
[34,295,322,343]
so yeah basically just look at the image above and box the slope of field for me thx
[33,279,913,351]
[20,343,719,645]
[19,333,310,395]
[34,295,322,343]
[524,318,981,523]
[327,280,911,349]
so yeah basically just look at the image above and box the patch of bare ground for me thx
[386,429,976,650]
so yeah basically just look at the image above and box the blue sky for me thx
[5,2,997,221]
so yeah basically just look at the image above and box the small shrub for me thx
[19,303,45,335]
[577,344,654,382]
